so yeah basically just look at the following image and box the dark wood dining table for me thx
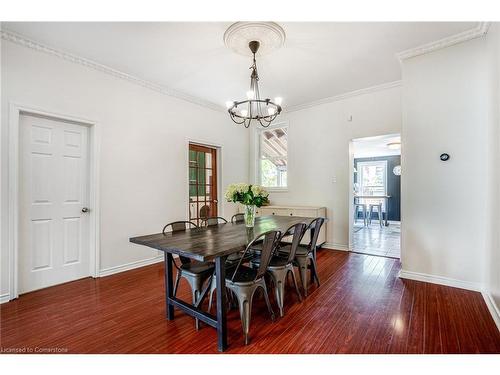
[129,215,318,352]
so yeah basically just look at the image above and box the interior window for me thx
[357,160,387,209]
[258,126,288,188]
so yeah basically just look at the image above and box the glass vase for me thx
[244,204,256,227]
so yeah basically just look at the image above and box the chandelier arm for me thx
[229,111,248,125]
[227,41,281,127]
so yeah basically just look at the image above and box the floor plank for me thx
[1,250,499,354]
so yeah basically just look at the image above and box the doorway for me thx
[188,143,218,226]
[349,134,401,258]
[18,113,92,294]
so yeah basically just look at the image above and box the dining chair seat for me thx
[251,254,289,268]
[228,265,259,284]
[179,261,215,277]
[279,243,308,256]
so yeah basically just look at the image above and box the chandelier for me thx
[226,40,282,128]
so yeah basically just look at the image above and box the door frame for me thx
[8,102,101,300]
[348,133,402,254]
[185,138,223,222]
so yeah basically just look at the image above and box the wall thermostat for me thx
[440,153,450,161]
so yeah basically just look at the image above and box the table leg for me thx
[385,198,389,226]
[310,227,316,283]
[215,256,228,352]
[164,252,175,320]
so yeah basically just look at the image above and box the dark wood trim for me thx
[188,143,218,226]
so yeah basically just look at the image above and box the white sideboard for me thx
[251,205,327,246]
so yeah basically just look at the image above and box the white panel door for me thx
[19,114,90,294]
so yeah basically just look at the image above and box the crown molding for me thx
[1,28,225,113]
[284,80,402,113]
[396,22,491,61]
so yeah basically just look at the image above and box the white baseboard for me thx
[323,242,349,251]
[99,255,164,277]
[398,269,482,292]
[482,291,500,332]
[0,293,11,304]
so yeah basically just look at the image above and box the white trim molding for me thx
[99,255,164,277]
[0,28,224,113]
[323,242,349,252]
[481,291,500,332]
[284,81,402,113]
[0,293,11,304]
[398,269,483,292]
[397,22,490,61]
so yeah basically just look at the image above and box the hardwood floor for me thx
[1,250,499,354]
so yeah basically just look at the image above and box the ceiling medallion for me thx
[224,22,285,128]
[223,22,286,56]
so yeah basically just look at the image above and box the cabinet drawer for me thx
[260,207,289,216]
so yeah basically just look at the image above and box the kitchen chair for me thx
[250,222,307,317]
[368,203,383,227]
[226,230,281,345]
[279,217,325,297]
[201,216,228,227]
[231,213,245,223]
[163,221,214,330]
[354,203,367,226]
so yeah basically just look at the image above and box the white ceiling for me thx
[353,134,401,158]
[3,22,477,109]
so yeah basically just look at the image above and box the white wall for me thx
[484,23,500,322]
[249,86,402,249]
[1,40,249,298]
[400,34,497,290]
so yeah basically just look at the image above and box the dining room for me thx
[1,4,500,371]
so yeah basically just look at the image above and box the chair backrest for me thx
[231,213,245,224]
[201,216,228,227]
[306,217,325,253]
[162,221,198,264]
[199,205,210,219]
[231,230,281,282]
[280,222,308,263]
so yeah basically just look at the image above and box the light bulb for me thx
[240,109,248,117]
[246,90,255,100]
[268,107,276,115]
[274,97,283,106]
[225,101,234,109]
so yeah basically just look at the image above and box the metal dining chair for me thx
[163,221,214,329]
[250,222,307,317]
[225,230,281,345]
[231,213,245,223]
[279,217,325,297]
[200,216,228,227]
[368,202,383,227]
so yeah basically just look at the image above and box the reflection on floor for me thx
[352,221,400,258]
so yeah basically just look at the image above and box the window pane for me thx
[260,127,287,159]
[357,161,387,210]
[205,152,212,168]
[260,158,287,188]
[259,126,288,188]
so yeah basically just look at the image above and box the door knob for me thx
[81,207,89,213]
